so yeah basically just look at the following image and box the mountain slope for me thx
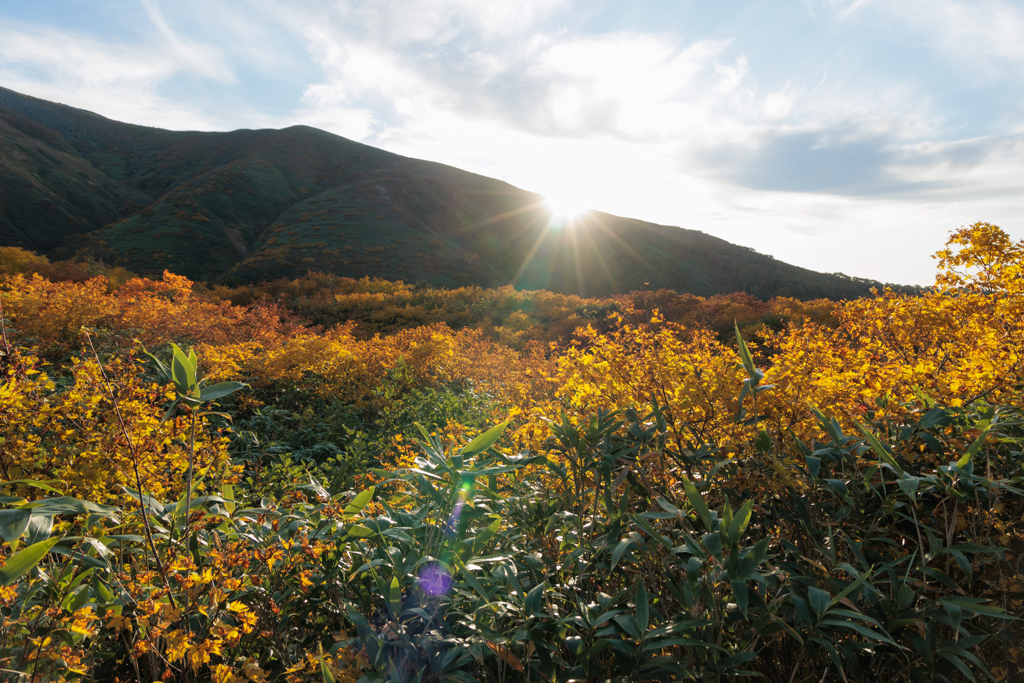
[0,86,895,298]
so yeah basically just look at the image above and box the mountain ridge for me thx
[0,86,904,298]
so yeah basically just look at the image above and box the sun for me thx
[544,192,590,223]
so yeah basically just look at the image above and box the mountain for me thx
[0,86,896,298]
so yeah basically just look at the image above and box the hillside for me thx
[0,86,899,298]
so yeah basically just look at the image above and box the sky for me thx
[2,0,1023,285]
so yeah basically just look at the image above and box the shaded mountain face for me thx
[0,86,891,298]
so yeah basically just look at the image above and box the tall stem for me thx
[0,296,11,359]
[184,409,197,557]
[84,332,175,607]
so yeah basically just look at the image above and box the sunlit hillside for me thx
[0,86,910,299]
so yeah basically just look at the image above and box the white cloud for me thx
[0,10,247,130]
[139,0,236,83]
[833,0,1024,76]
[763,82,795,119]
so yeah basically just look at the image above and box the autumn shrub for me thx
[0,246,50,278]
[0,482,371,683]
[113,272,305,348]
[0,270,306,359]
[0,348,236,504]
[759,226,1024,444]
[0,275,118,354]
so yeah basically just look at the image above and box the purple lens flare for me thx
[419,562,453,597]
[444,480,474,537]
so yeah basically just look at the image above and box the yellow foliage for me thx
[555,317,749,447]
[0,350,236,503]
[0,246,49,278]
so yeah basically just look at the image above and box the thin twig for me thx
[83,329,176,608]
[0,296,11,359]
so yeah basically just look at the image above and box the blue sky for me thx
[2,0,1022,285]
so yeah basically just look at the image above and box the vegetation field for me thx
[0,223,1022,682]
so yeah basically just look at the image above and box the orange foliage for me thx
[1,271,306,355]
[1,274,118,352]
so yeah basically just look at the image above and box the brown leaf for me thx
[486,642,524,673]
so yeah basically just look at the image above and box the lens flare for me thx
[419,562,452,597]
[445,480,474,537]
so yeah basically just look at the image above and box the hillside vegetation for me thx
[0,86,908,299]
[0,222,1021,682]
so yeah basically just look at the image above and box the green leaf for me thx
[140,344,172,382]
[809,586,831,619]
[612,614,641,641]
[343,487,375,517]
[819,619,897,647]
[828,568,873,610]
[414,422,432,443]
[942,598,963,633]
[0,537,59,585]
[0,509,30,543]
[655,497,679,516]
[348,524,374,538]
[721,499,734,542]
[456,560,492,600]
[472,518,502,555]
[680,476,712,529]
[753,430,771,453]
[222,484,235,515]
[160,399,182,424]
[732,580,749,620]
[809,637,846,680]
[735,323,757,379]
[122,487,166,516]
[956,423,993,469]
[0,479,65,495]
[23,497,119,519]
[632,514,672,551]
[918,407,951,431]
[809,406,844,446]
[525,582,546,616]
[635,582,649,637]
[389,576,402,618]
[460,421,509,458]
[701,531,723,560]
[610,536,636,572]
[319,643,336,683]
[854,420,906,477]
[49,545,109,569]
[937,651,975,682]
[170,343,197,396]
[947,548,973,582]
[198,381,248,403]
[25,515,53,546]
[729,499,753,542]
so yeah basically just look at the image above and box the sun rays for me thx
[544,193,590,225]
